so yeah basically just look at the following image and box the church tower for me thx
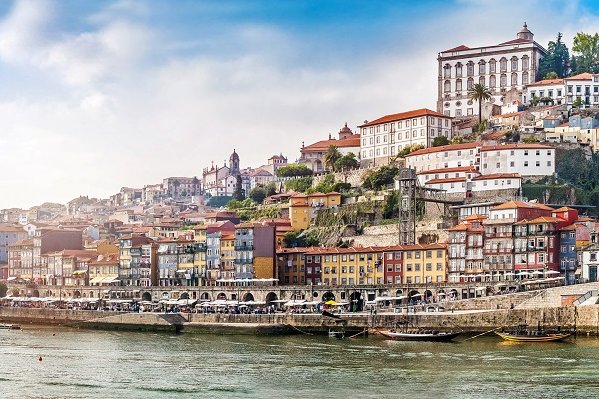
[229,149,240,176]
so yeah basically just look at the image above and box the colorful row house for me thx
[275,244,447,286]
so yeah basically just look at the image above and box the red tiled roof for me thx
[442,44,470,52]
[417,166,479,175]
[472,173,521,180]
[479,143,553,152]
[515,216,563,225]
[497,37,533,46]
[566,72,593,80]
[491,201,554,211]
[425,177,466,184]
[526,78,564,87]
[406,141,481,157]
[359,108,448,127]
[553,206,574,212]
[301,134,360,152]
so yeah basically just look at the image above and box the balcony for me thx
[485,232,512,238]
[234,258,254,264]
[235,245,254,251]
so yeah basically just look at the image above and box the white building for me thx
[579,244,599,282]
[437,23,546,117]
[523,78,565,105]
[480,144,555,176]
[358,108,452,167]
[423,173,521,194]
[407,142,554,177]
[405,142,481,173]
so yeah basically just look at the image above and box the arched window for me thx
[456,63,463,77]
[456,79,462,92]
[467,61,474,76]
[522,72,529,85]
[511,56,518,71]
[444,64,451,78]
[478,60,486,75]
[489,75,496,87]
[444,80,451,92]
[467,77,474,90]
[500,74,507,87]
[522,55,529,70]
[479,76,486,86]
[500,58,507,72]
[511,73,518,86]
[489,59,496,73]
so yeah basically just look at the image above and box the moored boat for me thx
[377,329,460,342]
[495,330,571,342]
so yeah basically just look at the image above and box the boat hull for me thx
[378,330,460,342]
[495,331,571,342]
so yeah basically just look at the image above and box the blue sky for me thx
[0,0,598,208]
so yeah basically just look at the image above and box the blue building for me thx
[559,226,577,285]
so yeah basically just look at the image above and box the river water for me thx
[1,327,599,399]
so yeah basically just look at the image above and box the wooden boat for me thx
[377,329,460,342]
[0,324,21,330]
[495,331,571,342]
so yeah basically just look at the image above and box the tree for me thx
[334,152,359,171]
[233,175,244,201]
[264,182,277,196]
[0,282,6,298]
[432,136,449,147]
[573,97,584,109]
[467,83,492,125]
[323,145,342,172]
[285,176,313,193]
[538,33,570,78]
[276,164,313,178]
[530,94,540,107]
[572,32,599,74]
[249,187,267,203]
[362,165,399,191]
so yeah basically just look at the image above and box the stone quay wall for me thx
[4,305,599,334]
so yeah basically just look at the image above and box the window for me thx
[444,80,450,92]
[524,161,528,167]
[489,75,496,87]
[489,59,496,73]
[511,58,518,71]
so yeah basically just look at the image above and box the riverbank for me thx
[3,305,599,335]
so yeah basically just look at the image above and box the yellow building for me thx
[401,244,447,284]
[219,233,236,281]
[289,192,342,231]
[319,247,385,286]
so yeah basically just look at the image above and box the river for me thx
[1,327,599,399]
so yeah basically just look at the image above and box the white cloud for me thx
[0,0,599,209]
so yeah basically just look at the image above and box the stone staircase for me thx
[516,282,599,309]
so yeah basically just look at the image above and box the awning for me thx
[72,270,87,276]
[284,300,306,307]
[89,277,104,283]
[7,277,16,281]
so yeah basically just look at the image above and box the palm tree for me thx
[323,145,342,172]
[467,83,492,125]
